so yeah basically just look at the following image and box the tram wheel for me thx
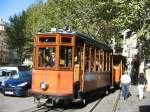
[64,101,69,107]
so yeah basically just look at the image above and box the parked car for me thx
[0,66,31,84]
[0,67,19,72]
[0,69,17,92]
[0,69,18,85]
[1,71,32,96]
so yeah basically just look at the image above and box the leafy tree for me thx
[25,0,120,44]
[5,0,150,62]
[5,11,27,63]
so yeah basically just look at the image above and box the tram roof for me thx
[36,31,112,51]
[75,32,112,50]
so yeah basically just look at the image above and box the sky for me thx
[0,0,37,22]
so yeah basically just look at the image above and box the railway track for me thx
[21,105,65,112]
[112,90,121,112]
[88,89,121,112]
[88,98,102,112]
[21,90,121,112]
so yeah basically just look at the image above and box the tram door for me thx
[73,39,83,98]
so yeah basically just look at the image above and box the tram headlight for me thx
[40,82,49,90]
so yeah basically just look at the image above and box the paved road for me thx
[0,94,36,112]
[0,90,119,112]
[0,93,104,112]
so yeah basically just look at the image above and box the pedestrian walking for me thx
[138,73,147,101]
[120,71,131,100]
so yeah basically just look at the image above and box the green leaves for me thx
[5,11,27,62]
[5,0,150,62]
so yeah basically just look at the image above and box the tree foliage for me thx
[5,11,27,62]
[5,0,150,62]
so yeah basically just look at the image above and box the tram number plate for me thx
[5,91,13,95]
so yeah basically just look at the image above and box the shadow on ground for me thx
[139,105,150,112]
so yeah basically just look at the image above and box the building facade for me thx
[0,17,9,65]
[122,29,139,84]
[0,17,21,66]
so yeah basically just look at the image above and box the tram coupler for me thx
[34,97,44,108]
[45,98,56,107]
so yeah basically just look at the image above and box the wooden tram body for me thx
[31,31,113,106]
[112,53,126,88]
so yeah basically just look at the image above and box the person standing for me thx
[120,71,131,100]
[49,52,55,66]
[138,73,147,101]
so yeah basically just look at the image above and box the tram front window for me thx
[38,47,56,67]
[59,46,72,67]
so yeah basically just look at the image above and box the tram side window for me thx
[85,46,89,71]
[104,51,106,71]
[107,52,110,71]
[75,45,81,64]
[100,49,103,71]
[96,49,99,72]
[38,47,56,67]
[59,46,72,67]
[91,47,95,72]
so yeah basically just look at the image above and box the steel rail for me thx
[20,106,65,112]
[88,98,102,112]
[112,90,121,112]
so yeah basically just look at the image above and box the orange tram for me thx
[112,53,127,88]
[31,31,124,107]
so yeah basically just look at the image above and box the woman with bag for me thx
[138,73,147,101]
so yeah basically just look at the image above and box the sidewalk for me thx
[93,89,120,112]
[93,85,150,112]
[116,85,150,112]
